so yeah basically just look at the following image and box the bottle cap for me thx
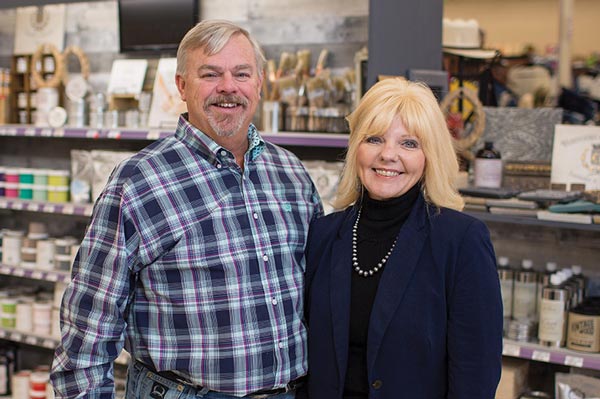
[521,259,533,269]
[498,256,510,267]
[545,262,557,272]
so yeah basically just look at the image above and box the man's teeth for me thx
[375,169,399,177]
[217,103,237,108]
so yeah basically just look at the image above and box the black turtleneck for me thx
[343,184,420,399]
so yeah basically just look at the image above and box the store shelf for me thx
[0,263,70,283]
[465,210,600,232]
[0,328,59,350]
[0,328,130,365]
[0,124,350,148]
[503,338,600,370]
[0,198,93,217]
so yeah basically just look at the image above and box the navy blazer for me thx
[304,193,503,399]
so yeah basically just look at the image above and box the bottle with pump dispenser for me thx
[538,273,569,347]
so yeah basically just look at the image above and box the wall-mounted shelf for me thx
[0,262,70,283]
[0,198,93,217]
[503,338,600,370]
[0,125,350,148]
[465,210,600,232]
[0,328,130,365]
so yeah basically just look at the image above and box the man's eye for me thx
[236,72,251,79]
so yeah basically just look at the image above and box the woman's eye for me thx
[365,136,383,144]
[402,139,420,149]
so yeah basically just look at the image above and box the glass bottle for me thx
[474,141,502,188]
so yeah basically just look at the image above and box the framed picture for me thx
[551,124,600,191]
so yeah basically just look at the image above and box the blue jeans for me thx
[125,361,296,399]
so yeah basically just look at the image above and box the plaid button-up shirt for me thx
[51,114,323,398]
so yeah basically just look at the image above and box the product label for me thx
[474,159,502,188]
[512,281,537,321]
[538,298,565,342]
[499,280,513,317]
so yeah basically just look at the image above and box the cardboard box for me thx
[496,357,530,399]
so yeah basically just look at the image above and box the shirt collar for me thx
[174,113,265,162]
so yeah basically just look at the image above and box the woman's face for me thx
[356,116,426,201]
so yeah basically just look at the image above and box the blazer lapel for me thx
[329,209,355,388]
[366,195,429,370]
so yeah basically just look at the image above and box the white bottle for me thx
[512,259,538,322]
[538,273,569,347]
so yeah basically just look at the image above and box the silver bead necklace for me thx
[352,208,398,277]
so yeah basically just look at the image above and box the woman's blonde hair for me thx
[333,78,464,211]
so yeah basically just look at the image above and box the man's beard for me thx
[204,94,249,137]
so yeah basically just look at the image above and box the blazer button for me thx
[371,380,383,390]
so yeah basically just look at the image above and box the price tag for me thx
[0,266,10,274]
[6,128,17,136]
[46,273,59,282]
[43,204,56,213]
[564,355,584,368]
[25,335,37,345]
[12,202,23,210]
[43,339,56,349]
[107,130,121,139]
[25,202,38,211]
[11,332,23,341]
[24,128,36,136]
[31,271,43,280]
[532,350,550,362]
[53,128,65,137]
[0,330,6,338]
[40,128,53,137]
[0,127,6,135]
[62,204,75,214]
[147,130,160,140]
[13,268,25,277]
[86,129,99,139]
[502,343,521,357]
[0,199,6,208]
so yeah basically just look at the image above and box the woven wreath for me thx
[31,43,64,89]
[439,86,486,160]
[61,45,90,83]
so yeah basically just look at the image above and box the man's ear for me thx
[175,74,187,101]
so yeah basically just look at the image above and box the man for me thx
[51,20,322,399]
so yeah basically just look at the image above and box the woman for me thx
[304,78,502,399]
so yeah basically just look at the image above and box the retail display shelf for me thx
[262,131,349,148]
[0,263,70,283]
[0,327,130,365]
[0,125,350,148]
[503,338,600,370]
[466,210,600,232]
[0,198,93,217]
[0,125,174,141]
[0,328,60,350]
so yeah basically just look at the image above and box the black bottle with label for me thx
[474,141,502,188]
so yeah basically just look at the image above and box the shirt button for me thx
[371,380,383,390]
[253,213,259,219]
[262,255,269,262]
[216,164,222,169]
[278,342,284,349]
[220,150,227,156]
[271,298,278,305]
